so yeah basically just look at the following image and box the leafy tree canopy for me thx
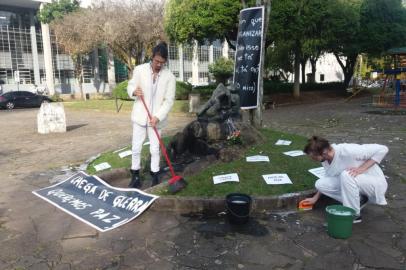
[164,0,242,44]
[37,0,80,24]
[359,0,406,56]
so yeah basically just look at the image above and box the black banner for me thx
[233,6,265,109]
[32,172,158,232]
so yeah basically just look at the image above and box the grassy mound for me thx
[87,129,320,197]
[157,129,319,197]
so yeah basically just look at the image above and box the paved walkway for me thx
[0,96,405,270]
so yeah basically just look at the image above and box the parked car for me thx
[0,91,53,110]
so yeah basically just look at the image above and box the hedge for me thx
[264,80,344,94]
[112,80,194,101]
[114,79,344,101]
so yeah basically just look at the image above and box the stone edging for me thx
[97,169,316,215]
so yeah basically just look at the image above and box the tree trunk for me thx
[293,45,301,98]
[309,57,317,83]
[334,53,358,91]
[300,57,307,84]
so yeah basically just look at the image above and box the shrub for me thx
[263,80,344,94]
[192,84,217,99]
[176,81,192,100]
[209,57,234,84]
[112,80,130,100]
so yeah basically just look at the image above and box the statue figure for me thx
[167,83,241,162]
[197,83,240,122]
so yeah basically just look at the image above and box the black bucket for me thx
[226,193,252,225]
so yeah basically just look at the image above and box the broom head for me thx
[168,175,187,194]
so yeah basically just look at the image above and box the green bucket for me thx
[326,205,356,239]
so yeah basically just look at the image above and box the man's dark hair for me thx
[304,136,331,155]
[152,41,168,60]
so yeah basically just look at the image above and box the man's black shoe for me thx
[129,169,141,188]
[150,171,160,187]
[360,195,369,210]
[353,215,362,224]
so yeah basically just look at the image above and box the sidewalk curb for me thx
[97,169,316,215]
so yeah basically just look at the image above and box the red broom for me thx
[139,95,187,193]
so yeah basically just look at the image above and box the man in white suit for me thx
[127,42,176,188]
[302,136,388,223]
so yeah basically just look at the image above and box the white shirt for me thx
[127,63,176,128]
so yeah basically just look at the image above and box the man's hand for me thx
[347,159,377,177]
[347,167,366,177]
[133,86,143,97]
[149,116,160,127]
[301,196,318,205]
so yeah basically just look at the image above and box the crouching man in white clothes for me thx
[302,136,388,223]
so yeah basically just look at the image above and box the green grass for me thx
[86,137,172,175]
[63,99,189,114]
[161,129,319,197]
[87,128,320,197]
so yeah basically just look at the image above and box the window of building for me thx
[198,45,209,62]
[199,71,209,83]
[169,44,178,60]
[213,45,222,62]
[228,48,235,61]
[183,71,192,84]
[320,74,325,82]
[183,45,193,82]
[168,43,179,78]
[183,45,193,61]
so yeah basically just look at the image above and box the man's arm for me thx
[347,159,379,177]
[346,144,388,177]
[154,74,176,122]
[302,191,321,205]
[127,67,140,100]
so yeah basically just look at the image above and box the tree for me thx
[269,0,330,98]
[164,0,242,49]
[359,0,406,57]
[265,42,294,82]
[209,57,234,84]
[326,0,406,90]
[50,10,99,100]
[89,0,166,74]
[37,0,79,24]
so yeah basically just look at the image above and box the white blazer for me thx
[127,63,176,128]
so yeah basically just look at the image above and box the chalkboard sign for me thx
[32,172,158,232]
[233,6,265,109]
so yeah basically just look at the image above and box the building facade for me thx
[0,0,236,97]
[0,0,342,98]
[0,0,129,97]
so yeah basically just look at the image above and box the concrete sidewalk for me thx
[0,97,405,270]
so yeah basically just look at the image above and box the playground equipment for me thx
[373,47,406,108]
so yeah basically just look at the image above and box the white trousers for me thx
[315,170,388,215]
[131,123,161,173]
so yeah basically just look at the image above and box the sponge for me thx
[298,200,313,211]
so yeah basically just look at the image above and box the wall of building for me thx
[299,53,344,83]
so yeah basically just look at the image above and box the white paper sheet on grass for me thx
[118,150,132,158]
[113,146,128,153]
[308,167,326,179]
[283,150,305,157]
[94,162,111,172]
[262,174,293,185]
[213,173,239,184]
[246,155,270,162]
[275,139,292,145]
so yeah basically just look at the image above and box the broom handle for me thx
[139,95,176,177]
